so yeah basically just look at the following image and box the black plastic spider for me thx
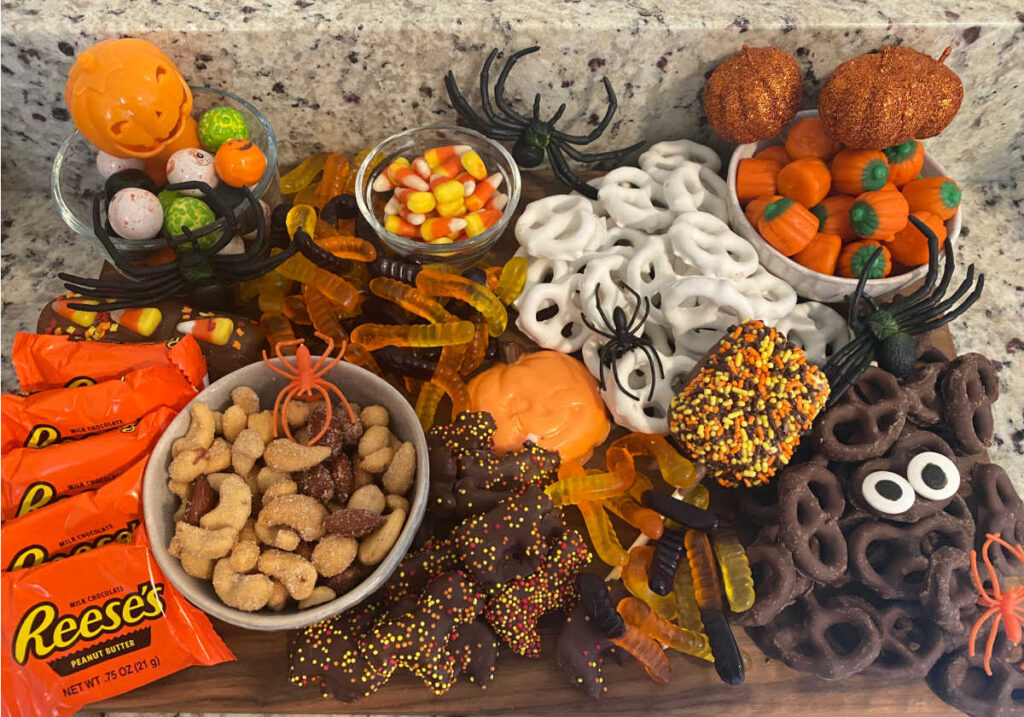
[59,181,297,312]
[824,215,983,404]
[583,282,664,402]
[444,46,644,199]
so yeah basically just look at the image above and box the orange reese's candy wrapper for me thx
[1,406,175,521]
[12,332,207,392]
[1,529,234,717]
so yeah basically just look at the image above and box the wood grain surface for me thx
[94,171,958,715]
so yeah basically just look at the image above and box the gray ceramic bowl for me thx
[142,358,428,631]
[726,109,962,303]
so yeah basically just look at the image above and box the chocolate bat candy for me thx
[777,463,848,584]
[452,486,563,589]
[735,526,808,628]
[972,462,1024,578]
[814,367,908,462]
[450,618,500,687]
[902,349,949,427]
[485,529,591,657]
[848,433,962,523]
[379,539,457,605]
[835,595,946,680]
[930,634,1024,717]
[455,441,561,519]
[846,512,974,600]
[360,570,484,695]
[919,546,979,640]
[759,589,882,680]
[427,434,459,520]
[555,601,620,699]
[941,352,999,454]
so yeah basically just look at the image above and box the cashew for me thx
[312,535,358,577]
[231,428,265,476]
[298,586,337,609]
[258,549,318,600]
[213,558,273,611]
[238,520,258,544]
[385,494,410,513]
[231,385,261,415]
[179,553,215,580]
[172,402,216,455]
[286,399,319,428]
[353,463,375,490]
[200,474,252,532]
[254,520,300,551]
[171,521,237,559]
[360,446,393,474]
[222,405,247,442]
[382,441,416,495]
[229,539,261,573]
[264,439,331,472]
[358,425,390,457]
[360,405,389,428]
[263,478,298,503]
[357,509,406,566]
[168,445,210,483]
[387,432,402,452]
[212,410,223,435]
[267,579,289,611]
[257,467,291,492]
[204,437,233,474]
[248,410,276,445]
[257,494,327,542]
[168,478,191,502]
[347,485,385,515]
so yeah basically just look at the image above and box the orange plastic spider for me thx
[969,532,1024,676]
[261,331,355,445]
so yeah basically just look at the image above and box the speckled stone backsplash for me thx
[2,0,1022,190]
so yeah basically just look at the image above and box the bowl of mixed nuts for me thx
[142,357,429,631]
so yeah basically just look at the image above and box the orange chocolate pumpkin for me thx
[65,38,193,159]
[466,350,609,463]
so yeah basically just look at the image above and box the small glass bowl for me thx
[51,86,279,254]
[355,125,521,266]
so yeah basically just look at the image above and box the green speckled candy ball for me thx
[198,107,250,153]
[157,189,181,215]
[163,196,220,249]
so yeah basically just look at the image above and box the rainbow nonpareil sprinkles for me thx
[668,320,829,488]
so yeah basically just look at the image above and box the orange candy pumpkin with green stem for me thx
[757,198,817,256]
[838,240,892,279]
[810,194,857,240]
[777,157,831,208]
[792,233,842,275]
[889,211,947,266]
[883,139,925,187]
[901,176,961,220]
[784,117,842,161]
[830,148,890,195]
[754,145,792,170]
[744,193,782,227]
[849,189,909,240]
[735,158,779,205]
[466,349,610,464]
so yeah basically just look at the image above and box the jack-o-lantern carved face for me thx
[467,350,610,463]
[65,38,193,158]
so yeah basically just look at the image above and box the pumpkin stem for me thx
[937,46,952,64]
[939,180,962,209]
[499,337,527,365]
[763,197,793,221]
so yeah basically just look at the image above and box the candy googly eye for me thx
[861,471,916,515]
[906,451,960,501]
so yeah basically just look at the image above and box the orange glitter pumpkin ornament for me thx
[65,38,193,159]
[466,348,610,463]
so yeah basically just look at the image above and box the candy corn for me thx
[460,149,487,180]
[385,214,419,238]
[421,217,466,241]
[176,317,234,346]
[399,205,427,225]
[110,307,163,337]
[464,209,502,237]
[52,298,98,327]
[423,144,470,168]
[411,157,431,180]
[386,158,429,191]
[466,173,503,211]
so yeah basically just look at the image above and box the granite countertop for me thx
[3,179,1023,485]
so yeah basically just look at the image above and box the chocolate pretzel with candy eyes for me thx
[778,463,848,584]
[972,462,1024,578]
[919,546,979,640]
[902,348,949,427]
[846,512,974,600]
[757,590,882,680]
[814,367,908,462]
[941,352,999,454]
[931,633,1024,717]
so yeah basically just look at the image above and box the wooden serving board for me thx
[93,172,958,715]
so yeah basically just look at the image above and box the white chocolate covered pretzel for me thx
[658,275,754,355]
[667,211,759,280]
[639,139,722,184]
[735,265,798,322]
[515,194,604,261]
[597,167,674,232]
[776,301,852,365]
[515,274,589,353]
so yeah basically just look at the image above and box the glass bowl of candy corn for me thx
[355,125,521,265]
[51,86,279,255]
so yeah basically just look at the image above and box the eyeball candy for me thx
[197,106,250,153]
[95,150,145,179]
[166,148,218,196]
[163,196,219,248]
[215,139,267,187]
[104,168,159,202]
[107,187,164,240]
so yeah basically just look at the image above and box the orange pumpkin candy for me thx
[735,158,779,205]
[889,211,947,266]
[830,149,890,195]
[466,350,610,463]
[785,117,842,161]
[777,157,831,208]
[792,233,842,275]
[65,38,193,159]
[744,194,783,227]
[810,194,857,240]
[838,240,892,279]
[901,176,961,220]
[215,139,268,187]
[754,145,792,170]
[757,198,817,256]
[849,189,909,240]
[883,139,925,187]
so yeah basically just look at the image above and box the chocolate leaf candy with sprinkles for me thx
[668,320,829,488]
